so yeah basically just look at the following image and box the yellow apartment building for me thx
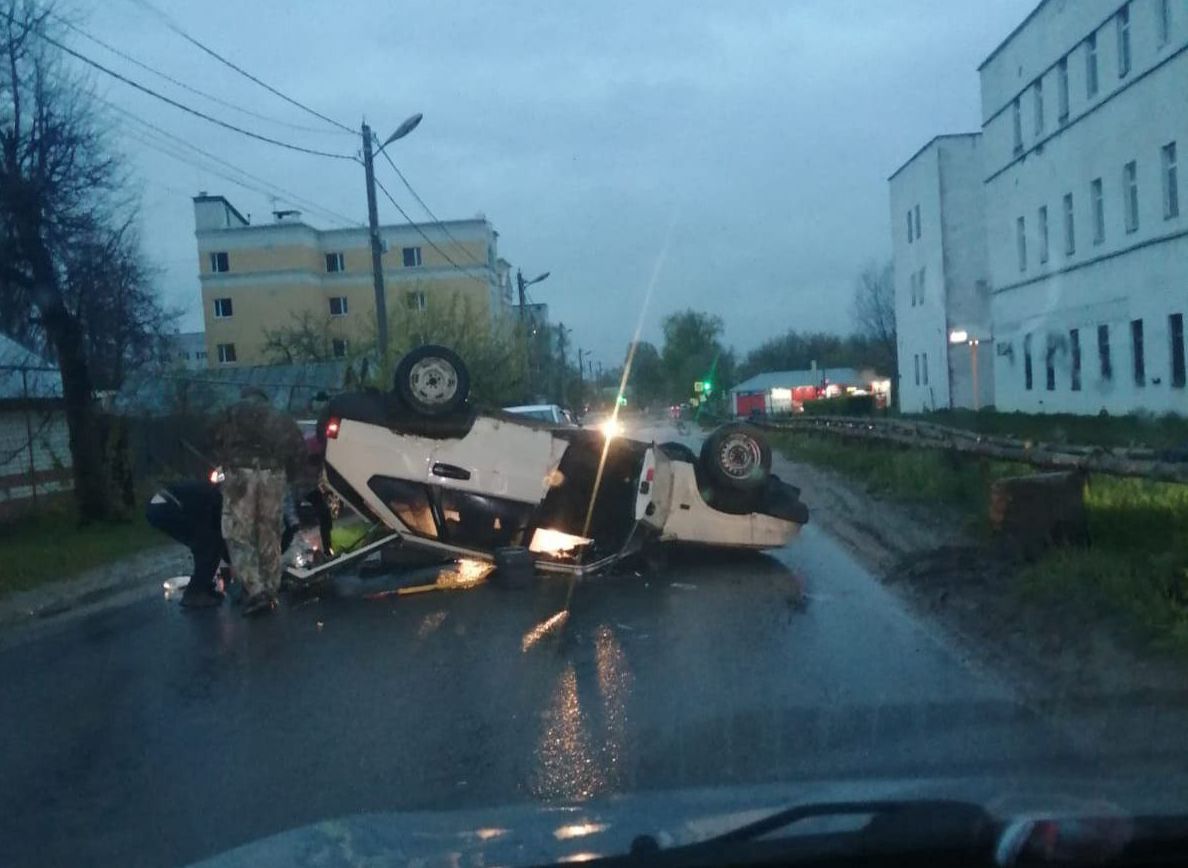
[193,194,514,366]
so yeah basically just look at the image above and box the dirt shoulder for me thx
[775,452,1188,707]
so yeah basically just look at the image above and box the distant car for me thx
[503,403,578,427]
[295,345,808,582]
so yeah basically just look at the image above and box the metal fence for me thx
[0,365,72,518]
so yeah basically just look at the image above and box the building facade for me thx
[194,195,513,367]
[160,331,207,370]
[890,134,994,413]
[981,0,1187,414]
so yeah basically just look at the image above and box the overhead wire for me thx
[376,147,486,268]
[24,21,357,160]
[372,176,493,290]
[53,14,353,137]
[125,0,355,135]
[99,97,361,226]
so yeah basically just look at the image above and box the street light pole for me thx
[362,122,388,361]
[361,113,423,363]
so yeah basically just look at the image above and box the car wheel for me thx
[393,345,470,416]
[700,423,772,493]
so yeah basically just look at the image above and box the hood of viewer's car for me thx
[187,774,1186,867]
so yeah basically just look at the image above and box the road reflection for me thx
[531,624,636,801]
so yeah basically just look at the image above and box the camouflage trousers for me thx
[221,467,286,599]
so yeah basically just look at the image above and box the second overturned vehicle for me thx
[296,345,808,581]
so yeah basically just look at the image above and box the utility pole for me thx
[556,322,570,405]
[517,269,526,323]
[362,122,388,360]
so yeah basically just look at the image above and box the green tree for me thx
[624,340,665,408]
[660,309,732,404]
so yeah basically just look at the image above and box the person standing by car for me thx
[210,389,308,616]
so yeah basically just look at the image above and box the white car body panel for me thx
[656,458,799,549]
[429,417,567,502]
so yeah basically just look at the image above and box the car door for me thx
[429,415,569,504]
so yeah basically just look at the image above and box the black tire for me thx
[761,476,810,525]
[700,423,772,493]
[393,345,470,416]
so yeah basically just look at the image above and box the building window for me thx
[1045,335,1057,391]
[329,296,348,317]
[196,350,207,361]
[1057,57,1069,124]
[1016,216,1027,271]
[406,290,427,311]
[1098,324,1112,380]
[1124,160,1139,233]
[1038,206,1049,264]
[1070,328,1082,391]
[1024,333,1034,390]
[1012,98,1023,156]
[921,352,929,386]
[402,246,422,267]
[1117,5,1131,77]
[1063,192,1076,255]
[1033,79,1044,136]
[325,252,345,273]
[909,271,916,307]
[209,251,229,273]
[1091,178,1105,244]
[913,204,921,240]
[906,210,913,243]
[917,267,925,304]
[1163,142,1179,220]
[1131,318,1145,385]
[212,297,233,319]
[1171,314,1186,388]
[1158,0,1171,48]
[332,338,348,359]
[1086,32,1099,97]
[217,343,237,364]
[913,353,920,386]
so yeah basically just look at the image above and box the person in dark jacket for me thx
[145,480,228,609]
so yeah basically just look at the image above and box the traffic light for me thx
[701,380,713,396]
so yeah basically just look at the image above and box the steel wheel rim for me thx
[408,357,458,405]
[719,433,760,479]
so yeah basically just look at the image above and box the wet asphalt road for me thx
[0,423,1080,868]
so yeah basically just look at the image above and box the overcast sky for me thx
[81,0,1038,367]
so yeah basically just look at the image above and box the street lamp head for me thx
[530,271,550,286]
[949,329,969,344]
[383,112,423,147]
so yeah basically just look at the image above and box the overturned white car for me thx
[298,345,807,580]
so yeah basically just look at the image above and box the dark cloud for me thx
[88,0,1037,366]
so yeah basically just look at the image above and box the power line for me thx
[100,97,361,226]
[372,176,493,290]
[28,23,356,160]
[376,147,485,268]
[126,0,355,135]
[55,14,352,137]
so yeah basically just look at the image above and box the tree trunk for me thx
[27,235,114,523]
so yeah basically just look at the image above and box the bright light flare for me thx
[598,418,623,439]
[209,468,225,484]
[949,329,969,344]
[522,610,569,652]
[554,823,608,841]
[530,528,593,556]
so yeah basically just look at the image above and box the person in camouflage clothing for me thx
[210,389,308,616]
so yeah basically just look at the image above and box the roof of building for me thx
[192,193,250,226]
[887,132,981,182]
[977,0,1048,71]
[0,335,63,400]
[112,360,357,417]
[731,368,872,394]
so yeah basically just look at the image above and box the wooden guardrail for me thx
[753,415,1188,484]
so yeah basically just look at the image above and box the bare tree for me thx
[0,1,141,520]
[261,310,340,364]
[850,260,897,376]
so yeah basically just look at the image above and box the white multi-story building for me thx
[981,0,1187,414]
[890,134,994,412]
